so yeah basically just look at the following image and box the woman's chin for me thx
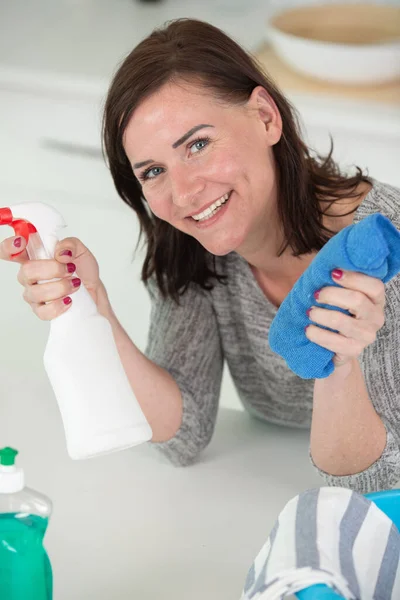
[199,233,245,257]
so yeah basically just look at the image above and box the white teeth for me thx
[192,193,230,221]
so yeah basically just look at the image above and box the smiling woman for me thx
[103,19,370,300]
[2,18,400,494]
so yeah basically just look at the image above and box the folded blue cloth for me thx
[268,213,400,379]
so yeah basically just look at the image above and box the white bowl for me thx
[266,3,400,85]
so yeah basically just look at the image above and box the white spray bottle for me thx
[0,203,152,459]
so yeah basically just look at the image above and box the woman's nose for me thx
[170,165,205,209]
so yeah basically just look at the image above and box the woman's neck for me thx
[241,180,371,282]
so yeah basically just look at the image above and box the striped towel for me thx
[241,488,400,600]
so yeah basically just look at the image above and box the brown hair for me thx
[103,18,369,301]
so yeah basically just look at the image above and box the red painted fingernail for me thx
[63,297,72,305]
[60,250,72,257]
[332,269,343,280]
[67,263,76,274]
[306,308,312,317]
[72,277,81,288]
[304,325,309,333]
[314,290,320,300]
[13,237,22,248]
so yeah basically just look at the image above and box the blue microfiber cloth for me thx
[268,213,400,379]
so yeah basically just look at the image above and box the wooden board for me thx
[254,45,400,106]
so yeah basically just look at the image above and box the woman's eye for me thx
[140,166,164,182]
[189,137,210,154]
[138,137,210,181]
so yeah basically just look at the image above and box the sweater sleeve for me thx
[311,273,400,493]
[144,280,224,466]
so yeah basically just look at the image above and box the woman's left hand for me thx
[305,268,386,368]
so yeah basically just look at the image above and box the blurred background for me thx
[0,0,399,416]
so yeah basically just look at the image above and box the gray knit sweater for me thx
[145,180,400,493]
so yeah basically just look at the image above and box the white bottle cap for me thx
[0,448,25,493]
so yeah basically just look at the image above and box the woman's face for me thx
[124,80,282,257]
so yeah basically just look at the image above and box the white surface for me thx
[293,94,400,189]
[2,387,321,599]
[0,0,271,93]
[0,88,115,204]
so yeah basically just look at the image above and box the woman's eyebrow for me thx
[133,159,154,170]
[132,124,214,169]
[172,124,214,149]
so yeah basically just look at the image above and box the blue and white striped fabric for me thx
[241,487,400,600]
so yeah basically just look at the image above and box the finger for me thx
[0,236,29,263]
[307,307,379,345]
[23,276,81,305]
[315,286,375,320]
[32,296,73,321]
[330,269,385,307]
[54,237,90,263]
[305,324,364,357]
[53,237,100,290]
[17,259,76,286]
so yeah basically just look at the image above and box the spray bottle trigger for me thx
[10,220,38,257]
[0,208,38,258]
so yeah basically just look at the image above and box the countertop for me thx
[2,376,321,599]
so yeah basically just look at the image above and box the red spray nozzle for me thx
[0,206,37,257]
[0,207,13,226]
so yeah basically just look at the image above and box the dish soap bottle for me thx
[0,447,52,600]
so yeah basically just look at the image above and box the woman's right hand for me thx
[0,235,103,320]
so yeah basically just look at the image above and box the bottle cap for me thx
[0,447,18,466]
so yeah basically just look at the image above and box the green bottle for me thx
[0,447,52,600]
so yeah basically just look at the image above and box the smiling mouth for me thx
[190,192,232,222]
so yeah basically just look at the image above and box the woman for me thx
[1,20,399,493]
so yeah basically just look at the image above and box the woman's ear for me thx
[248,86,283,146]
